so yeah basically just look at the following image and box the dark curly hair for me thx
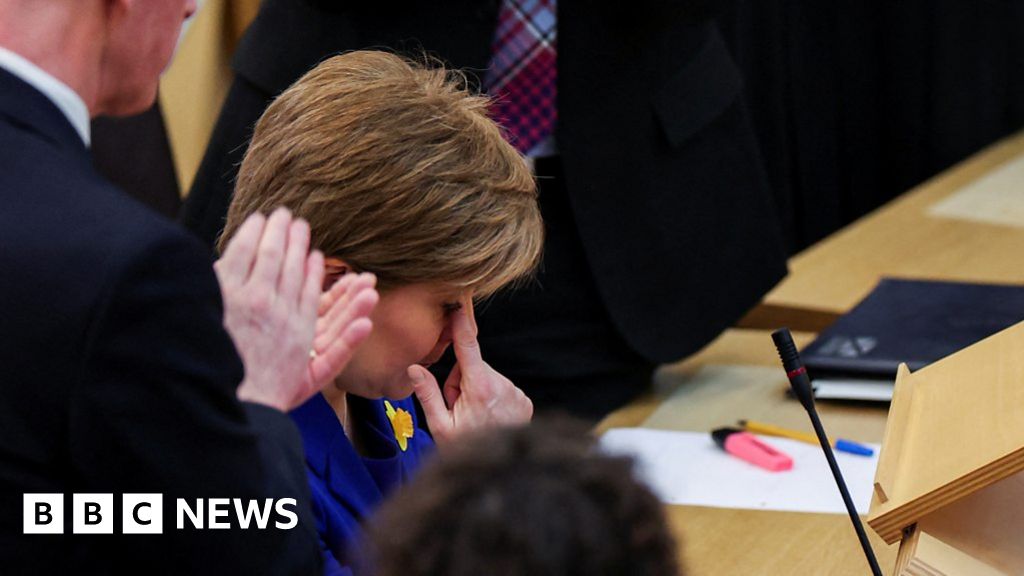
[362,419,682,576]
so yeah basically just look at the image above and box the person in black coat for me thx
[184,0,788,418]
[0,1,376,573]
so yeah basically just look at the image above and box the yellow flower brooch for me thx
[384,400,415,452]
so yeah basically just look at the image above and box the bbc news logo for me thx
[23,494,298,534]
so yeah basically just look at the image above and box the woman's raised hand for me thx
[409,299,533,444]
[311,271,379,390]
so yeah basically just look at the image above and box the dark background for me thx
[97,1,1024,254]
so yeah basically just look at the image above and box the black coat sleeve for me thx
[68,231,320,575]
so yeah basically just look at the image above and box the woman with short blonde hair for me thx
[220,50,543,575]
[221,50,541,298]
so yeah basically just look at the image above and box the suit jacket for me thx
[290,394,433,576]
[0,68,319,575]
[183,0,787,364]
[91,102,181,219]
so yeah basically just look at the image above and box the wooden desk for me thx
[748,130,1024,332]
[636,131,1024,573]
[598,329,898,575]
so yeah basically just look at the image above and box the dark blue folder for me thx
[801,278,1024,379]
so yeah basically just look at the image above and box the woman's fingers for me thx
[315,274,377,352]
[308,316,374,388]
[409,365,453,441]
[443,362,462,408]
[464,294,478,333]
[318,273,352,316]
[514,387,534,420]
[307,277,377,389]
[450,303,483,369]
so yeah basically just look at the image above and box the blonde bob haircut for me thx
[219,50,543,298]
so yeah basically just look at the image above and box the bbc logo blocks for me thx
[72,493,114,534]
[23,494,62,534]
[122,493,162,534]
[24,493,163,534]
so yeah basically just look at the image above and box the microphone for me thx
[772,328,883,576]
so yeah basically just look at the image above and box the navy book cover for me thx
[801,278,1024,379]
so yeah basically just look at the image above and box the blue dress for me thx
[290,393,434,576]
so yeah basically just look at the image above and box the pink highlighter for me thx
[711,427,793,472]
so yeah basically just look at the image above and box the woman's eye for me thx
[442,302,463,315]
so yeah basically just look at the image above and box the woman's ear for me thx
[323,257,351,291]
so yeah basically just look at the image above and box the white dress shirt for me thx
[0,46,91,146]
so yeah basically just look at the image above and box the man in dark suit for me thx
[0,0,375,573]
[184,0,788,418]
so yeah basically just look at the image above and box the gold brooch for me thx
[384,400,415,452]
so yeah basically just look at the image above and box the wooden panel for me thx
[736,303,841,333]
[897,526,1006,576]
[909,471,1024,574]
[868,321,1024,543]
[764,130,1024,316]
[873,364,914,505]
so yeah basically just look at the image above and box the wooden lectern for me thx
[867,321,1024,575]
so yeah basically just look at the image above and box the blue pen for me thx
[833,439,874,456]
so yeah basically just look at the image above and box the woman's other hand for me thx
[215,208,377,411]
[311,271,379,390]
[409,299,533,444]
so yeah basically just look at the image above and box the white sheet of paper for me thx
[928,153,1024,228]
[599,428,880,515]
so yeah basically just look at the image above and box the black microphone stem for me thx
[772,328,884,576]
[806,400,883,576]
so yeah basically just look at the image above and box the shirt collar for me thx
[0,47,91,147]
